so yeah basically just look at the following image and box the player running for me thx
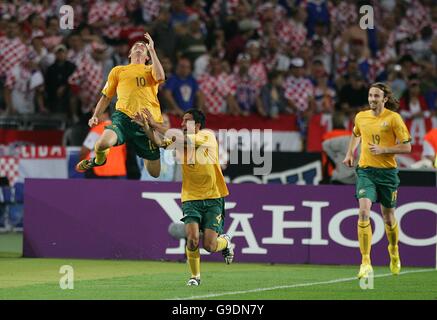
[75,33,166,177]
[133,108,234,286]
[343,82,412,279]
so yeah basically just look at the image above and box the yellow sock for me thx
[94,147,109,165]
[358,220,372,265]
[185,246,200,278]
[385,221,399,255]
[214,237,228,252]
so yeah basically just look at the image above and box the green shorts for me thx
[105,110,160,160]
[356,167,400,208]
[181,198,226,234]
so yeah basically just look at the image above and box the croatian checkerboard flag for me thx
[16,146,68,183]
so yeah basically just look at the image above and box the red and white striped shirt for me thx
[284,76,315,113]
[198,72,234,114]
[68,54,104,113]
[0,36,29,79]
[276,18,307,56]
[88,1,127,39]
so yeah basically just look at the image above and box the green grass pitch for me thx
[1,233,436,300]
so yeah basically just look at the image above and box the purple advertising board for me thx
[23,179,437,267]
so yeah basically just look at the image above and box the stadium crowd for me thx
[0,0,436,146]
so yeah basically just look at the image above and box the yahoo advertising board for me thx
[23,179,437,267]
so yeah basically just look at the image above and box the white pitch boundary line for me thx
[171,268,436,300]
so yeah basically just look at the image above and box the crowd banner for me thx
[24,179,437,267]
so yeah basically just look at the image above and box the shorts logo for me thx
[359,189,366,195]
[216,215,222,224]
[392,191,398,201]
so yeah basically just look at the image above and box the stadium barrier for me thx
[23,179,437,267]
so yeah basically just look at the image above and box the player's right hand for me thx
[88,116,99,127]
[342,154,354,167]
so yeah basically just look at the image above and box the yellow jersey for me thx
[353,108,411,168]
[101,63,164,123]
[181,129,229,202]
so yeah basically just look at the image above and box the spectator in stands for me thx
[88,0,126,44]
[322,112,355,184]
[170,0,190,27]
[312,65,336,114]
[262,35,290,73]
[420,61,437,116]
[150,7,177,62]
[4,51,47,115]
[30,31,55,72]
[422,128,437,168]
[258,70,287,118]
[387,64,408,100]
[163,57,204,116]
[225,17,258,66]
[336,39,372,84]
[399,75,430,119]
[398,54,418,80]
[305,1,330,38]
[66,32,86,66]
[79,109,127,179]
[407,26,434,66]
[278,6,307,57]
[45,44,76,115]
[284,57,315,136]
[230,53,264,116]
[68,41,107,122]
[43,16,63,52]
[338,72,368,118]
[176,14,207,64]
[312,36,332,76]
[197,54,240,115]
[244,40,267,90]
[0,18,29,84]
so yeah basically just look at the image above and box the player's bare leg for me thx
[203,229,234,264]
[381,204,401,275]
[144,159,161,178]
[185,222,201,286]
[357,198,373,279]
[75,129,117,172]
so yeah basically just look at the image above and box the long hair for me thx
[370,82,399,111]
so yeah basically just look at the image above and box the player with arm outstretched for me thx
[134,108,234,286]
[75,33,166,177]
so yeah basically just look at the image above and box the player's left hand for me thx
[131,111,149,129]
[144,33,154,52]
[142,108,158,128]
[368,143,385,155]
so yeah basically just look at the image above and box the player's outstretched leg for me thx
[75,129,116,172]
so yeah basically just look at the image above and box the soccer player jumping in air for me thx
[133,108,234,286]
[76,33,167,177]
[343,83,412,279]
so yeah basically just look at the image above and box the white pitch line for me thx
[171,268,436,300]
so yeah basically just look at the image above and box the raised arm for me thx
[144,33,165,82]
